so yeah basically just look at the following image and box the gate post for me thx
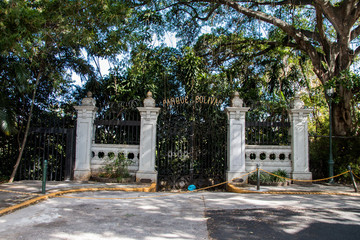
[136,91,160,183]
[289,94,312,181]
[225,92,250,183]
[73,92,97,181]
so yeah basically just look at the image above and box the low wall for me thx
[245,145,292,173]
[91,144,140,175]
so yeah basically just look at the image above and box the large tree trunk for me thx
[332,86,353,136]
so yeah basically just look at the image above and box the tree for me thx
[133,0,360,136]
[0,0,134,182]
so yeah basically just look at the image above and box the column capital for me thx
[289,94,312,117]
[74,92,98,117]
[137,107,160,121]
[225,107,250,121]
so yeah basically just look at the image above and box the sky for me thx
[72,32,179,87]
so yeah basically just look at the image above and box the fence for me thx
[0,116,75,181]
[74,92,313,184]
[245,120,290,145]
[94,104,141,145]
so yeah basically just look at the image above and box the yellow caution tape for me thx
[352,171,360,181]
[259,168,350,182]
[0,188,41,196]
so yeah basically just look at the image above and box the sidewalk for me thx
[0,180,155,213]
[0,184,360,240]
[228,182,359,195]
[0,180,359,214]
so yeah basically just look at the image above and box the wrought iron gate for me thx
[156,96,227,191]
[17,119,76,181]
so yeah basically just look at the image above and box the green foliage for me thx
[99,153,132,181]
[248,169,289,183]
[0,0,137,135]
[248,172,272,183]
[271,169,289,183]
[310,137,360,183]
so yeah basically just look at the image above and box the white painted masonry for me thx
[289,94,313,180]
[91,144,140,173]
[225,92,250,182]
[136,92,160,182]
[74,91,312,183]
[245,145,292,173]
[73,92,98,181]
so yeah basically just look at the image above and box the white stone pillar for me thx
[225,92,250,183]
[136,92,160,183]
[73,92,97,181]
[289,94,313,181]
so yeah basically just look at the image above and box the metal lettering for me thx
[195,96,200,103]
[180,96,185,104]
[200,96,204,103]
[162,95,223,107]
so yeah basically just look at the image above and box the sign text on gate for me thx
[162,95,223,107]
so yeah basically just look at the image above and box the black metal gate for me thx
[0,114,76,181]
[17,127,76,181]
[156,96,227,191]
[17,118,76,181]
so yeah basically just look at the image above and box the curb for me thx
[0,183,156,216]
[226,183,360,196]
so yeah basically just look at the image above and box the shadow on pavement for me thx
[206,208,360,240]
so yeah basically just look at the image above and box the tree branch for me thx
[351,25,360,41]
[315,4,331,63]
[212,0,314,6]
[183,2,221,20]
[355,45,360,58]
[312,0,344,35]
[210,0,324,69]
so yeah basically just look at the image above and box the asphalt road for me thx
[0,191,360,240]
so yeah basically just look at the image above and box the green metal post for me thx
[42,159,48,194]
[328,97,334,183]
[256,164,260,191]
[348,165,358,193]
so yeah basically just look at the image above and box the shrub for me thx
[270,169,288,182]
[99,153,132,181]
[248,169,288,183]
[309,137,360,183]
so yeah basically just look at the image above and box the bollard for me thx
[348,165,358,193]
[256,164,260,191]
[42,159,48,194]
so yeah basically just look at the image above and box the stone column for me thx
[73,92,97,181]
[136,92,160,183]
[225,92,250,183]
[289,94,313,181]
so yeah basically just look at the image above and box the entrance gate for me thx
[156,96,227,191]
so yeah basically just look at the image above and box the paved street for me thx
[1,191,360,239]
